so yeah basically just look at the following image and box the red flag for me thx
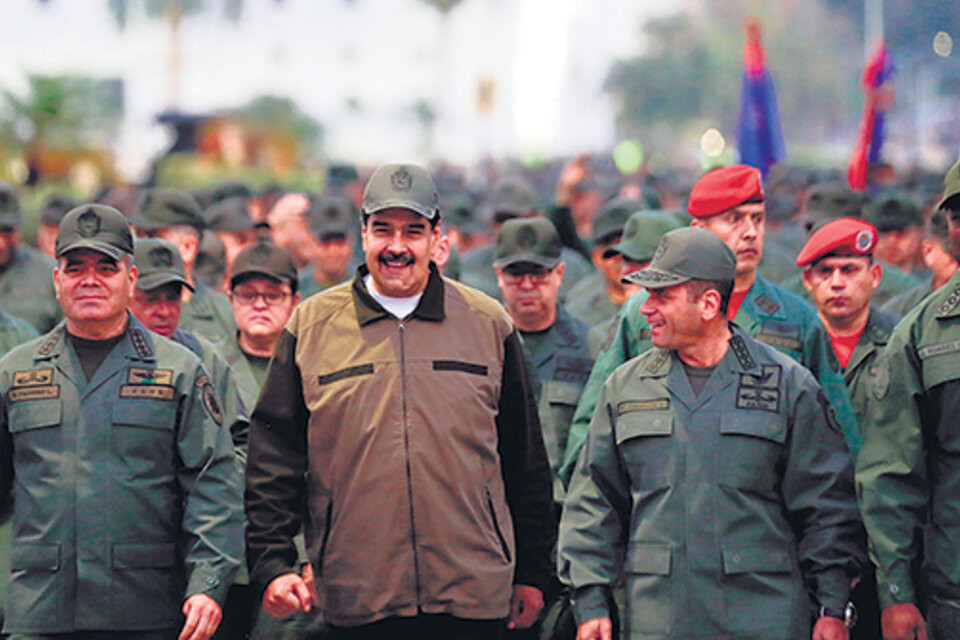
[848,41,895,191]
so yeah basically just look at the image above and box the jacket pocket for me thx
[7,399,62,433]
[111,398,177,460]
[484,487,512,564]
[614,409,675,489]
[721,545,792,574]
[625,543,672,634]
[111,542,177,569]
[718,411,786,494]
[722,544,802,630]
[11,542,60,572]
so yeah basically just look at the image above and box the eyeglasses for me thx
[501,265,554,285]
[232,288,291,306]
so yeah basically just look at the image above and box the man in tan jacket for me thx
[245,163,555,640]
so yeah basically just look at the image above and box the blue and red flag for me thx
[848,41,895,191]
[736,18,786,178]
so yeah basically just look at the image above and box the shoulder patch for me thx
[936,280,960,316]
[196,375,223,425]
[13,368,54,387]
[617,398,670,414]
[129,328,154,360]
[754,295,780,315]
[870,360,890,400]
[37,327,64,357]
[729,335,757,370]
[817,389,842,433]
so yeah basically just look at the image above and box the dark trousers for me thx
[328,615,503,640]
[927,601,960,640]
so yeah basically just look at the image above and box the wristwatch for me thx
[819,602,858,629]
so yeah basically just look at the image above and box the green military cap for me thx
[211,180,253,204]
[362,163,439,221]
[203,197,254,232]
[130,188,206,231]
[134,237,194,292]
[493,217,562,269]
[38,194,77,226]
[929,209,949,240]
[441,193,482,235]
[0,182,22,228]
[603,210,684,262]
[485,177,537,220]
[623,226,736,289]
[230,241,298,290]
[307,194,355,239]
[805,182,865,226]
[938,161,960,211]
[56,204,134,261]
[591,197,643,245]
[864,193,923,232]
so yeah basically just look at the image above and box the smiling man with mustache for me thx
[245,163,554,640]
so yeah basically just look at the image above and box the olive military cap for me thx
[134,237,194,292]
[130,188,206,231]
[493,217,562,269]
[362,163,439,221]
[230,241,298,290]
[865,193,923,232]
[591,197,643,246]
[485,177,537,219]
[441,193,482,235]
[805,183,865,227]
[0,182,22,228]
[56,204,134,261]
[204,197,255,232]
[623,226,736,289]
[938,161,960,211]
[604,210,684,263]
[39,194,77,226]
[307,195,355,239]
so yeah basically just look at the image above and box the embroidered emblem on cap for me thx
[855,229,873,252]
[149,246,174,268]
[390,168,413,191]
[516,224,538,249]
[653,236,668,261]
[77,208,101,238]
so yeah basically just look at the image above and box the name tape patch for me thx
[9,385,60,403]
[617,399,670,415]
[120,385,175,400]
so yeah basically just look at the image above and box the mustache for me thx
[378,251,416,266]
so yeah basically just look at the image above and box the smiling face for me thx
[692,203,765,279]
[54,249,137,338]
[639,283,706,351]
[361,208,439,297]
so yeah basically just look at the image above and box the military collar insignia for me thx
[754,294,780,316]
[729,334,758,371]
[643,349,670,375]
[36,326,64,358]
[129,328,155,360]
[936,280,960,317]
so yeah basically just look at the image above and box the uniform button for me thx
[206,577,219,586]
[653,419,662,427]
[890,585,899,594]
[732,554,741,564]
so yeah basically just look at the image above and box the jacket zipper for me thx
[398,320,423,604]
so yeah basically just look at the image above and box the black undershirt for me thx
[69,332,125,382]
[682,361,716,398]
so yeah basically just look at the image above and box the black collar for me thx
[352,262,446,326]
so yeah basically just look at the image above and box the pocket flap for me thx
[626,543,672,575]
[545,381,584,406]
[720,412,786,443]
[7,399,62,433]
[11,543,61,571]
[112,542,177,569]
[112,399,176,430]
[722,545,792,574]
[615,410,673,444]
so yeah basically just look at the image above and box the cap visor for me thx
[363,201,437,220]
[621,267,690,288]
[611,243,655,264]
[57,240,127,262]
[492,254,561,270]
[136,272,193,292]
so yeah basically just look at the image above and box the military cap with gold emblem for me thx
[362,163,440,221]
[56,204,134,260]
[493,217,562,269]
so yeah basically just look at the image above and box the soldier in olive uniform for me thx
[0,204,243,640]
[559,227,864,640]
[858,161,960,640]
[202,197,259,278]
[299,195,360,299]
[130,189,237,351]
[0,183,62,333]
[560,166,858,484]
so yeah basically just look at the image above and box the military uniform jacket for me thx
[178,282,237,352]
[559,327,864,639]
[843,308,897,434]
[0,246,62,333]
[858,271,960,608]
[245,264,555,627]
[560,273,858,484]
[522,306,594,503]
[0,316,244,633]
[0,310,37,358]
[564,271,620,328]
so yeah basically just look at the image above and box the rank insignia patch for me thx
[127,368,174,386]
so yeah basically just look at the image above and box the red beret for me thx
[687,165,764,218]
[796,217,878,266]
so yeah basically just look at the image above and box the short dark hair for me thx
[686,279,734,316]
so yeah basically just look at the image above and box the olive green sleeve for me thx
[558,383,630,624]
[800,317,861,452]
[856,327,928,608]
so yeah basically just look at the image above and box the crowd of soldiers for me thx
[0,153,956,640]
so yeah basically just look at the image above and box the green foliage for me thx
[233,95,325,157]
[0,74,122,150]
